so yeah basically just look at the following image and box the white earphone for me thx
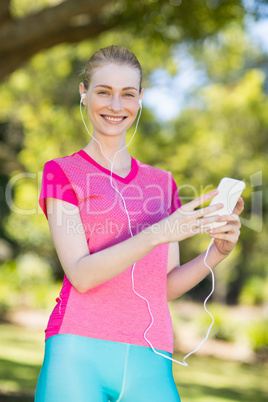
[79,88,215,367]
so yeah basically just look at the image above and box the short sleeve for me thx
[169,176,182,215]
[39,160,78,219]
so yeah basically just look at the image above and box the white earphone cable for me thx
[80,98,215,367]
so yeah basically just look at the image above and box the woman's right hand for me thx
[158,189,223,243]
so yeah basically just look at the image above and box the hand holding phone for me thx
[205,177,245,229]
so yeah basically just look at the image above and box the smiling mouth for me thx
[101,115,127,123]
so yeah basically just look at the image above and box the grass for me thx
[0,323,267,402]
[173,354,268,402]
[0,324,44,401]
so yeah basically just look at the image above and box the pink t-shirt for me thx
[39,150,181,353]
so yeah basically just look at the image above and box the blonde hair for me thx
[83,45,142,93]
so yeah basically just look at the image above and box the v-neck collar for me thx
[78,149,138,184]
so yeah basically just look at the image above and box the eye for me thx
[123,93,135,98]
[97,91,109,95]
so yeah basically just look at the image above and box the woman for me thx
[35,45,243,402]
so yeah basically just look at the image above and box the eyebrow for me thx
[94,85,138,91]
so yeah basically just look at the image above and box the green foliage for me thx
[10,0,246,44]
[198,304,236,342]
[0,3,267,305]
[247,320,268,359]
[239,276,268,305]
[162,65,268,302]
[191,22,263,83]
[0,254,61,318]
[11,0,54,18]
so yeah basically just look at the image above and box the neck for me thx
[84,137,131,170]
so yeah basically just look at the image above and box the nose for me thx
[108,96,123,112]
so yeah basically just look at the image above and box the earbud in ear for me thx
[81,93,86,101]
[139,99,142,108]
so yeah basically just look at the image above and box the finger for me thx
[233,197,244,215]
[181,201,223,219]
[209,224,240,235]
[195,214,220,228]
[193,212,233,236]
[182,189,218,212]
[217,214,240,226]
[194,203,224,219]
[209,232,240,242]
[227,217,241,229]
[187,221,214,235]
[178,203,223,221]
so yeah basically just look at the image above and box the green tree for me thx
[163,69,267,303]
[0,0,250,264]
[0,0,247,81]
[0,1,267,307]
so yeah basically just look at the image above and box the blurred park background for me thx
[0,0,267,401]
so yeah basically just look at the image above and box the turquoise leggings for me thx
[35,334,181,402]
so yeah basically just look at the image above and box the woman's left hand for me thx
[209,197,244,256]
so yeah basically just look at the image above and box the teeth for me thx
[104,116,125,122]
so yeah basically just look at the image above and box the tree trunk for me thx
[0,0,112,82]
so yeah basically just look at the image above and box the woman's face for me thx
[82,63,143,139]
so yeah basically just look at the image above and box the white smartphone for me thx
[204,177,245,229]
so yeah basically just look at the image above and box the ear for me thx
[79,82,87,105]
[139,88,144,107]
